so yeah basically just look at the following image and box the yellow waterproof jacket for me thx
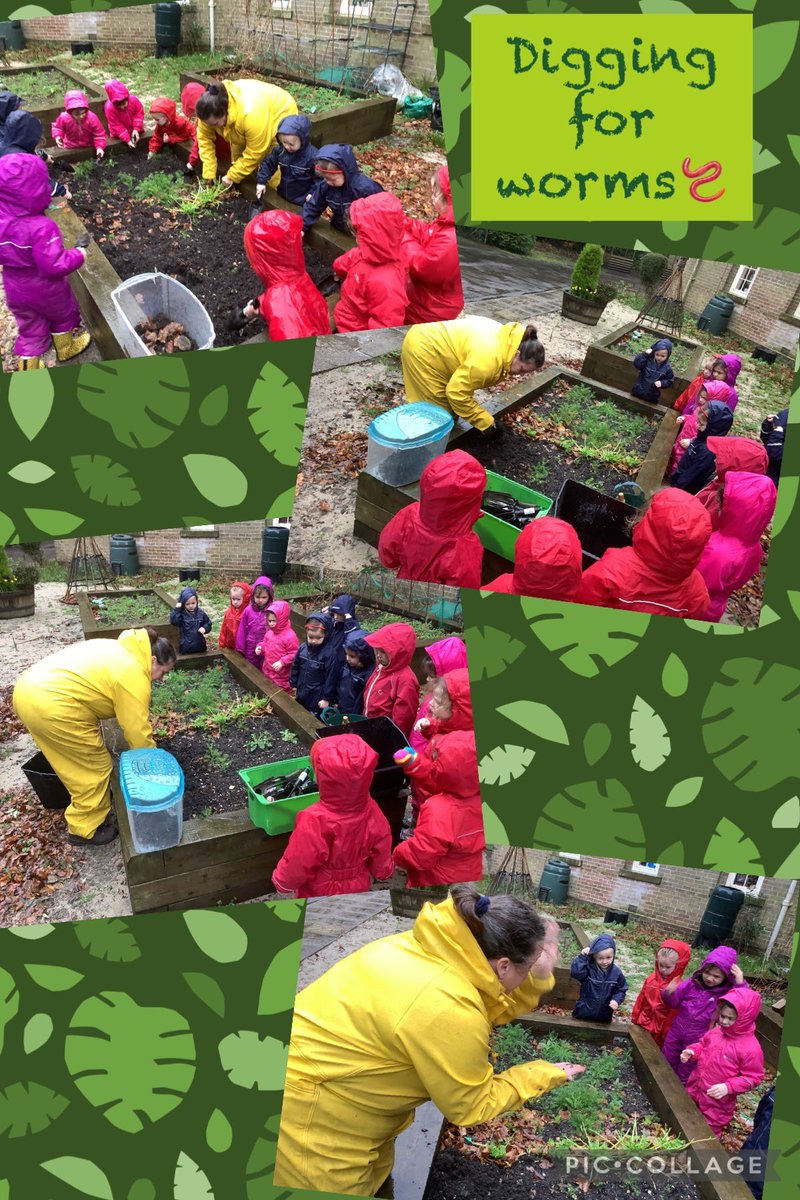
[403,316,526,412]
[274,896,567,1196]
[197,79,297,183]
[15,628,156,750]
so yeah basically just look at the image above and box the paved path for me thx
[301,890,393,958]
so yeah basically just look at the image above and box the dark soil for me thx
[67,148,334,347]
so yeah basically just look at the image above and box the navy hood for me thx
[343,630,375,671]
[651,338,673,357]
[589,932,617,961]
[0,92,21,125]
[315,143,360,183]
[705,400,734,438]
[330,593,358,618]
[278,113,312,148]
[0,110,43,154]
[306,609,333,638]
[178,586,199,605]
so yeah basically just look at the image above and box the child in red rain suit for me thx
[694,437,769,530]
[51,90,106,154]
[378,450,486,590]
[217,581,252,650]
[271,735,393,898]
[103,81,144,148]
[242,209,330,340]
[630,939,692,1047]
[482,517,583,601]
[255,601,300,692]
[406,667,473,806]
[181,82,231,176]
[333,192,409,333]
[363,623,420,738]
[402,164,463,324]
[682,988,765,1136]
[147,97,193,159]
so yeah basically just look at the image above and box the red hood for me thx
[104,80,130,103]
[428,729,479,799]
[438,668,472,732]
[633,490,711,581]
[64,89,90,110]
[718,471,777,541]
[244,209,306,286]
[428,636,467,676]
[150,97,177,121]
[365,623,416,673]
[655,938,692,984]
[512,517,582,600]
[267,600,292,633]
[231,580,252,606]
[180,82,204,120]
[702,380,733,407]
[419,451,486,537]
[310,735,379,814]
[349,192,405,264]
[708,437,769,480]
[718,986,761,1038]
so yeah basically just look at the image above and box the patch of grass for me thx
[150,663,270,738]
[132,170,185,206]
[176,180,229,217]
[492,1023,533,1071]
[537,385,653,474]
[71,158,97,179]
[95,593,166,626]
[36,562,67,583]
[526,461,551,489]
[535,1031,581,1064]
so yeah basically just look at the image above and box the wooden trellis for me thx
[637,257,688,338]
[62,537,119,605]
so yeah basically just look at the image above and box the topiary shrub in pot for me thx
[0,544,39,619]
[561,243,617,325]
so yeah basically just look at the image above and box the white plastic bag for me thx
[367,64,423,106]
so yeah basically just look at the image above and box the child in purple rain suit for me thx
[661,945,745,1083]
[234,576,274,667]
[51,90,106,155]
[0,154,92,370]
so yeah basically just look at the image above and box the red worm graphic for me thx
[682,158,725,203]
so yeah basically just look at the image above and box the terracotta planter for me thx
[561,289,611,326]
[0,586,35,619]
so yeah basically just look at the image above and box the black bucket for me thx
[429,84,443,133]
[605,908,629,925]
[71,41,94,54]
[23,751,70,810]
[555,479,633,564]
[179,568,201,582]
[753,346,778,365]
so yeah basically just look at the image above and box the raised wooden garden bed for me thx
[385,1013,752,1200]
[76,586,178,651]
[582,322,705,406]
[354,368,678,580]
[1,62,105,131]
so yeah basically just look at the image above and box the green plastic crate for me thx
[239,755,319,836]
[475,469,553,561]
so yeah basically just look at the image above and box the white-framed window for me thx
[631,861,660,877]
[726,873,764,897]
[559,852,582,864]
[271,0,292,10]
[189,524,216,532]
[729,265,759,300]
[338,0,373,17]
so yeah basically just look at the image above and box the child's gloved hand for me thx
[707,1083,729,1099]
[393,746,417,769]
[256,183,266,199]
[680,1049,694,1063]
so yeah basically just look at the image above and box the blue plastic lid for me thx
[368,402,454,449]
[119,748,184,813]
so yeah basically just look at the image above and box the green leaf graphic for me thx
[268,899,304,923]
[65,992,196,1133]
[182,455,248,508]
[8,461,54,484]
[127,1181,156,1200]
[0,512,15,545]
[72,455,141,507]
[0,968,19,1056]
[775,843,800,879]
[639,0,693,12]
[22,509,83,537]
[174,1152,214,1199]
[479,745,535,786]
[467,622,525,679]
[665,778,704,809]
[729,0,757,9]
[24,963,84,991]
[77,360,191,449]
[198,386,229,426]
[661,653,689,698]
[704,818,763,874]
[753,21,799,94]
[7,370,54,440]
[257,942,302,1016]
[247,362,308,466]
[630,696,671,771]
[526,604,649,678]
[218,1032,289,1091]
[498,701,569,745]
[482,804,511,845]
[583,723,611,767]
[182,972,226,1018]
[245,1114,283,1197]
[535,780,646,856]
[205,1109,233,1153]
[8,924,54,939]
[753,139,780,174]
[0,1082,69,1137]
[41,1157,113,1199]
[75,919,141,963]
[183,911,249,963]
[657,841,685,866]
[23,1013,53,1055]
[773,797,800,829]
[702,659,800,790]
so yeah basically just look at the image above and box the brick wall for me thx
[486,848,797,957]
[22,4,172,51]
[683,259,800,354]
[50,520,288,572]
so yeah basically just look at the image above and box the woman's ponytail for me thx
[450,883,547,963]
[517,324,546,368]
[146,626,177,666]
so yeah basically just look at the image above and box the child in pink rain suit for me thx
[662,945,745,1083]
[52,90,106,154]
[407,637,467,821]
[681,988,764,1136]
[255,601,300,692]
[696,472,777,622]
[103,81,144,148]
[234,576,274,667]
[670,380,734,474]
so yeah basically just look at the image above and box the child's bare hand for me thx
[414,717,430,733]
[96,147,105,159]
[556,1064,586,1080]
[272,661,282,671]
[256,184,266,199]
[730,964,744,984]
[664,979,679,994]
[646,348,653,355]
[254,645,263,655]
[707,1083,728,1099]
[242,300,259,320]
[581,946,591,956]
[55,137,64,148]
[680,1049,694,1063]
[654,380,662,389]
[147,151,155,160]
[319,700,329,709]
[609,1000,619,1011]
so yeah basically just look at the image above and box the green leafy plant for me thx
[0,545,38,592]
[176,180,229,217]
[205,745,232,771]
[281,729,299,744]
[133,171,185,206]
[570,243,604,297]
[71,158,97,179]
[246,731,272,754]
[638,252,668,291]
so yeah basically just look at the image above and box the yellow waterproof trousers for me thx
[13,679,112,839]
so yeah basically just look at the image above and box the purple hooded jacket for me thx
[0,154,84,357]
[661,945,743,1082]
[234,575,274,666]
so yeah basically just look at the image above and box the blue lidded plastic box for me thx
[119,748,184,855]
[366,402,454,486]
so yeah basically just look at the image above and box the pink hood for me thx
[702,380,734,410]
[64,89,90,110]
[266,600,292,633]
[718,471,777,542]
[104,80,130,103]
[718,986,761,1038]
[427,636,468,676]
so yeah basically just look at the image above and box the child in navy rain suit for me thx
[335,632,376,716]
[670,400,734,494]
[571,933,628,1023]
[255,113,317,204]
[301,143,383,234]
[290,611,339,714]
[327,593,361,663]
[740,1084,774,1199]
[170,586,212,654]
[0,110,69,198]
[632,338,675,404]
[760,408,789,487]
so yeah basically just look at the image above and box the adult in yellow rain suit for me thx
[194,79,297,188]
[401,316,546,433]
[274,886,584,1196]
[13,628,176,845]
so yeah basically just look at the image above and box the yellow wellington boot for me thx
[19,357,44,370]
[52,328,91,362]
